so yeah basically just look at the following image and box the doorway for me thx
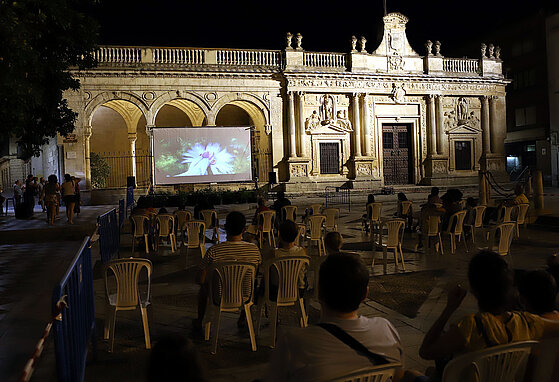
[319,142,339,174]
[382,124,412,184]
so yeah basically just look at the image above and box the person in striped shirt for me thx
[195,211,262,329]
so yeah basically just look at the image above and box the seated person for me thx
[246,198,270,236]
[427,187,443,206]
[325,231,343,255]
[507,183,529,206]
[362,194,375,232]
[419,251,559,380]
[441,189,463,231]
[271,191,291,213]
[195,211,261,329]
[267,254,413,382]
[396,192,413,228]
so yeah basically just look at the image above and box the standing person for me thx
[61,174,77,224]
[72,176,81,217]
[13,180,23,205]
[41,175,60,225]
[38,177,46,212]
[23,175,37,218]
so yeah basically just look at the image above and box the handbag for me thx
[318,322,389,365]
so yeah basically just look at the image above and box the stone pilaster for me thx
[362,94,372,156]
[427,94,438,156]
[287,92,297,158]
[296,91,307,158]
[352,93,362,157]
[83,126,92,190]
[128,132,137,179]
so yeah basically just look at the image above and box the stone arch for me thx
[151,91,210,126]
[84,91,149,127]
[208,93,270,126]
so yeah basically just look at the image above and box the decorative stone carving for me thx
[425,40,433,56]
[286,32,293,49]
[305,110,321,131]
[356,163,372,176]
[481,43,487,58]
[359,36,367,53]
[290,163,307,177]
[391,83,406,104]
[433,160,447,174]
[434,41,442,57]
[444,98,480,132]
[388,53,404,71]
[320,94,335,122]
[265,124,272,135]
[495,46,501,60]
[295,33,303,50]
[84,91,91,100]
[305,95,353,133]
[488,44,495,59]
[351,36,357,52]
[143,91,155,100]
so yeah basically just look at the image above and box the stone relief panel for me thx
[356,162,372,176]
[303,94,353,134]
[290,163,308,178]
[443,97,481,133]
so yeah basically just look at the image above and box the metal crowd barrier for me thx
[98,208,120,264]
[126,186,134,214]
[325,186,351,211]
[118,199,125,229]
[52,237,96,382]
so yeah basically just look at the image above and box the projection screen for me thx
[153,127,252,185]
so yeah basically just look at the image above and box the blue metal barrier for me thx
[118,199,125,229]
[126,186,134,214]
[98,208,120,264]
[52,237,96,382]
[325,186,351,211]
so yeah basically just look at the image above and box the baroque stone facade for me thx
[60,12,508,191]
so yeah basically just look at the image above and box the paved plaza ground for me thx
[1,189,559,381]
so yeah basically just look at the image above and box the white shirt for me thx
[266,313,403,382]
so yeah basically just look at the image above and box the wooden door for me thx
[382,124,412,184]
[320,142,339,174]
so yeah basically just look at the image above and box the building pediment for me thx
[447,124,480,135]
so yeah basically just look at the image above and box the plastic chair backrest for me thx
[426,215,441,236]
[442,341,538,382]
[281,205,297,222]
[258,210,275,232]
[472,205,486,228]
[495,222,515,256]
[201,209,218,228]
[497,205,514,223]
[156,214,174,236]
[330,363,401,382]
[267,256,309,304]
[308,215,326,240]
[323,208,339,229]
[515,203,529,225]
[105,258,152,309]
[131,215,149,236]
[459,199,466,210]
[367,202,382,222]
[186,220,205,248]
[174,210,192,229]
[384,219,405,248]
[209,262,256,310]
[399,200,412,216]
[310,203,322,215]
[295,224,306,247]
[446,210,467,235]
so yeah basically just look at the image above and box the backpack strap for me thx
[318,323,389,365]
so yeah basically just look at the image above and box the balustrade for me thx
[304,52,346,69]
[94,46,142,64]
[442,58,479,74]
[216,49,280,66]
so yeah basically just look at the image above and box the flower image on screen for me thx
[153,127,252,185]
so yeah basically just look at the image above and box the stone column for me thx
[352,93,362,157]
[489,96,499,154]
[362,94,371,156]
[84,126,92,190]
[296,91,307,157]
[427,95,438,156]
[146,124,155,185]
[128,132,137,179]
[287,92,297,158]
[480,96,491,155]
[435,95,445,156]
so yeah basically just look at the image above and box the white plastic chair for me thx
[174,209,192,242]
[323,207,340,231]
[330,363,402,382]
[185,220,206,261]
[294,223,306,247]
[281,205,297,223]
[307,215,326,257]
[513,203,529,238]
[103,258,152,352]
[398,200,413,228]
[442,341,538,382]
[442,210,468,254]
[465,205,486,244]
[203,262,257,354]
[497,205,515,224]
[257,210,276,248]
[423,215,443,254]
[131,214,150,254]
[372,219,405,272]
[155,214,177,253]
[200,209,219,243]
[488,222,515,257]
[366,202,383,243]
[309,203,322,215]
[256,256,310,347]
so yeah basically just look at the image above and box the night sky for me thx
[90,0,557,57]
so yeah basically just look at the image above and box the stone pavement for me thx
[2,190,559,381]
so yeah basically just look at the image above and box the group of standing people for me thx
[5,173,81,225]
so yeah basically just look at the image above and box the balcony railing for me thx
[216,49,281,66]
[153,48,205,64]
[442,58,479,74]
[94,46,142,64]
[304,52,346,69]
